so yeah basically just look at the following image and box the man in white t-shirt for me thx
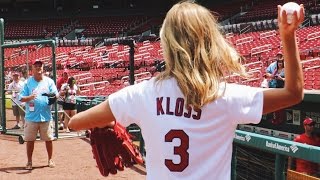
[7,72,25,129]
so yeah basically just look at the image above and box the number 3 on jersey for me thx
[165,130,189,172]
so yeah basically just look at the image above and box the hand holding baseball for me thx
[277,3,304,37]
[280,2,301,24]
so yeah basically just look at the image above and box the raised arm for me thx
[262,5,305,114]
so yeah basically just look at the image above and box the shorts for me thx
[50,103,63,112]
[63,103,77,110]
[24,121,54,141]
[12,105,25,117]
[58,103,63,111]
[57,100,64,106]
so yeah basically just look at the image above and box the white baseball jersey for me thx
[60,83,78,104]
[109,77,263,180]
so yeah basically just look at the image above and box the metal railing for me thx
[232,130,320,180]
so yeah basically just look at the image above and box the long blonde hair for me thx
[156,1,247,109]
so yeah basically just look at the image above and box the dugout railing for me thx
[232,129,320,180]
[232,91,320,180]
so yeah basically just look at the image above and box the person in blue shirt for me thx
[19,60,58,170]
[265,53,285,88]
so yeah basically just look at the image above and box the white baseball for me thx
[280,2,301,24]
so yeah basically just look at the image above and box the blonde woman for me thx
[69,2,304,179]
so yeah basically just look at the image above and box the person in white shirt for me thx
[59,77,80,132]
[261,74,269,88]
[68,2,305,179]
[7,72,25,129]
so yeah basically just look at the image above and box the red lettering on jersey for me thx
[184,106,192,118]
[192,108,202,120]
[156,97,202,120]
[156,97,164,115]
[166,97,174,115]
[165,130,189,172]
[175,98,184,117]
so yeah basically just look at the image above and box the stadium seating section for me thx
[3,0,320,96]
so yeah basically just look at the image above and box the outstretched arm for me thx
[69,100,116,130]
[262,5,305,114]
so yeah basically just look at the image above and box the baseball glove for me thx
[88,122,144,176]
[42,93,57,105]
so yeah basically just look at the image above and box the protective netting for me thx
[234,144,320,180]
[235,144,278,180]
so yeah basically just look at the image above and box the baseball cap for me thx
[12,72,19,76]
[276,52,283,57]
[63,69,69,74]
[33,60,43,66]
[303,117,315,125]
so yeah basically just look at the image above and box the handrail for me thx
[243,60,263,67]
[73,72,92,78]
[251,44,272,56]
[304,65,320,70]
[236,36,253,46]
[301,18,310,28]
[121,72,152,82]
[225,32,234,38]
[2,39,55,48]
[234,130,320,163]
[260,30,276,39]
[241,69,262,83]
[307,31,320,41]
[301,57,320,64]
[240,25,251,34]
[5,96,25,113]
[78,80,110,87]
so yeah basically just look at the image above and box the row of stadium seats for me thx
[3,1,320,95]
[4,31,320,93]
[234,0,316,23]
[3,0,319,39]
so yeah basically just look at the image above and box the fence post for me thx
[275,154,286,180]
[231,144,237,180]
[139,131,145,156]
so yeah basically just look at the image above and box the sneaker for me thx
[58,123,64,130]
[26,162,32,170]
[48,159,55,168]
[12,124,20,129]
